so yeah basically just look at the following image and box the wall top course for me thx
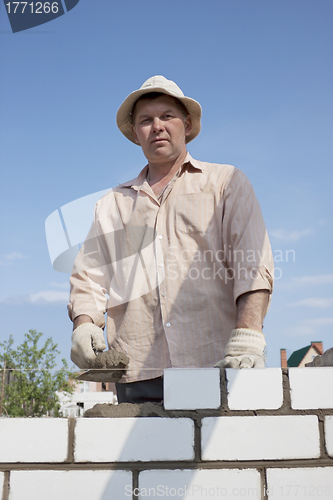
[226,368,283,410]
[84,367,333,418]
[289,367,333,410]
[164,368,221,410]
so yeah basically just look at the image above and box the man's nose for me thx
[152,117,164,132]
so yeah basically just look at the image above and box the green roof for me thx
[287,345,311,367]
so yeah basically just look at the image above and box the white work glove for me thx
[215,328,266,369]
[70,323,107,369]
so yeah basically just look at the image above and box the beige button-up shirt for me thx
[68,153,273,382]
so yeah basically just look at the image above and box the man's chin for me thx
[146,144,171,159]
[143,144,186,165]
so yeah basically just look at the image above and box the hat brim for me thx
[116,87,202,145]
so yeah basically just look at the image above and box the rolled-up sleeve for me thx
[222,168,274,303]
[67,202,111,329]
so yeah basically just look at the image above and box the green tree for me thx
[0,330,76,417]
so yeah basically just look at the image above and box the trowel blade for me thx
[77,369,123,382]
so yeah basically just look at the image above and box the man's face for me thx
[131,95,192,165]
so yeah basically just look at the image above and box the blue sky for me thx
[0,0,332,368]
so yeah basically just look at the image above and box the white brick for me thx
[289,367,333,409]
[0,418,68,463]
[164,368,220,410]
[9,470,132,500]
[75,417,194,462]
[325,415,333,457]
[226,368,283,410]
[139,469,261,500]
[267,467,333,499]
[202,415,320,461]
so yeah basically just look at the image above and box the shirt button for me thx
[158,235,163,239]
[161,291,166,297]
[159,263,163,267]
[166,322,171,327]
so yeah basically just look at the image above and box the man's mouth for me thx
[151,138,168,144]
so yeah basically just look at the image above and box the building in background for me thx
[58,381,117,417]
[280,342,323,368]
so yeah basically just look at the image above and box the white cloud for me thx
[270,228,312,242]
[0,290,69,306]
[289,298,333,309]
[286,274,333,288]
[0,252,27,265]
[286,317,333,337]
[28,291,69,304]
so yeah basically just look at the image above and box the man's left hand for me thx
[215,328,266,369]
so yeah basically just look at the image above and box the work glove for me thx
[215,328,266,369]
[70,323,107,369]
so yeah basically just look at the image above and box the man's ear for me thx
[131,124,140,145]
[184,115,192,137]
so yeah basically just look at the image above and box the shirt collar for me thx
[119,165,149,191]
[184,152,204,172]
[118,152,203,191]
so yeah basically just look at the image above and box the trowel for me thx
[76,349,129,383]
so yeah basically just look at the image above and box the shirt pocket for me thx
[175,192,215,234]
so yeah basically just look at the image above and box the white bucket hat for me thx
[116,75,202,145]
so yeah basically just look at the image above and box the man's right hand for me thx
[70,322,107,369]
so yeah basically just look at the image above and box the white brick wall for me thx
[201,415,320,461]
[325,415,333,457]
[75,417,194,462]
[226,368,283,410]
[0,368,332,500]
[266,467,333,499]
[161,367,333,413]
[8,470,132,500]
[0,419,68,463]
[164,368,221,410]
[289,367,333,409]
[139,469,261,500]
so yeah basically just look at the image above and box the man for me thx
[69,76,274,404]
